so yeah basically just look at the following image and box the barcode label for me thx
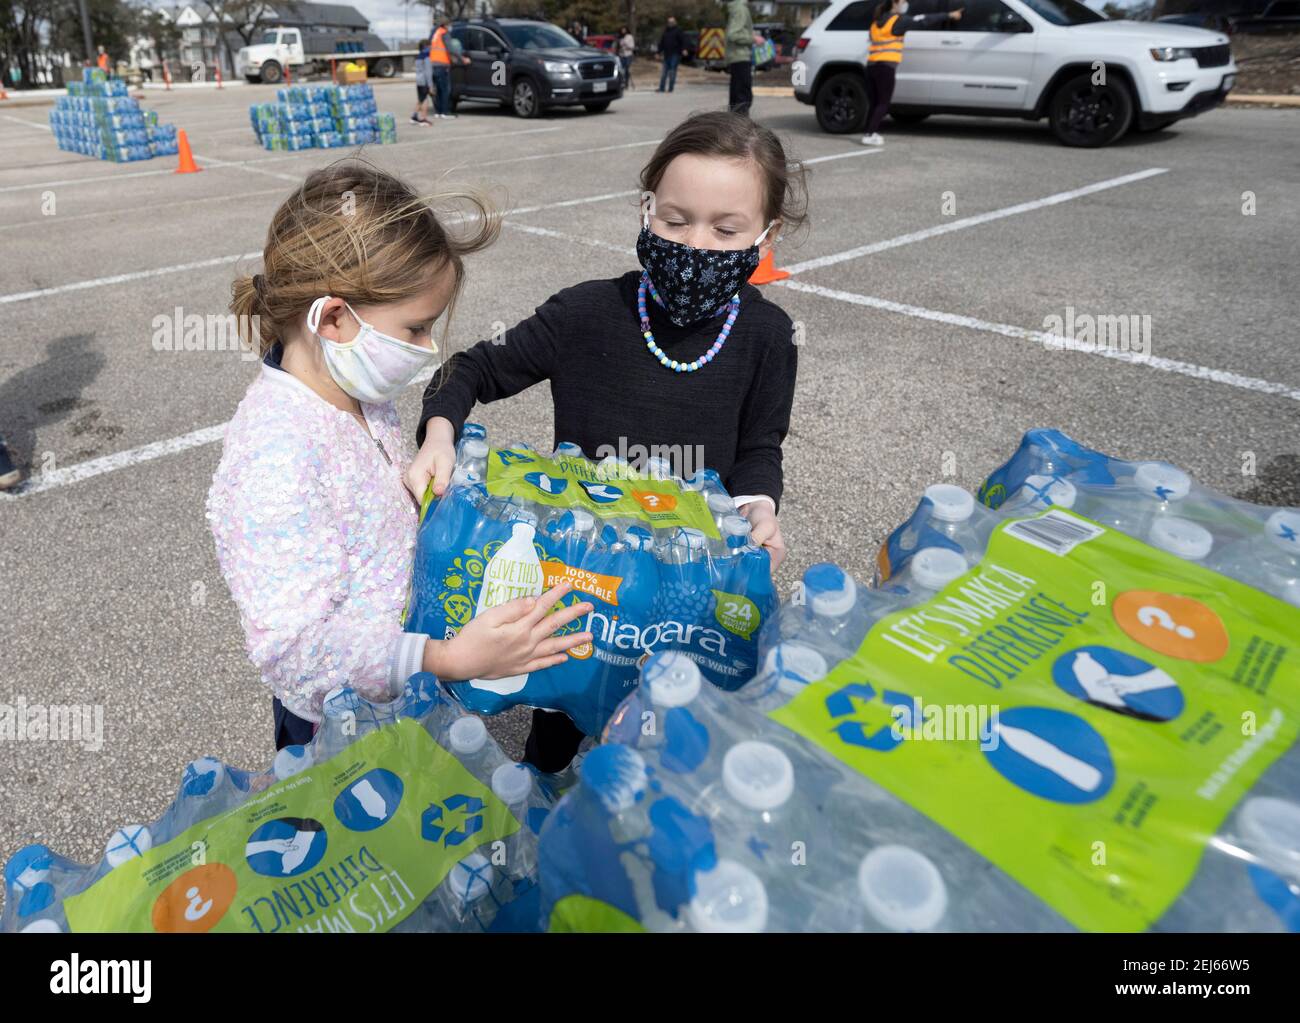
[1004,509,1104,556]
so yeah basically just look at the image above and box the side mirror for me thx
[486,44,504,58]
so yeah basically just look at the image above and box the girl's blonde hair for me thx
[232,159,500,356]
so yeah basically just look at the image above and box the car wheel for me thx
[512,77,540,118]
[370,57,396,79]
[889,111,930,125]
[815,71,868,135]
[1048,73,1134,147]
[583,100,611,113]
[260,61,282,85]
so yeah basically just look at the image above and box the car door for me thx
[889,0,946,105]
[927,0,1038,109]
[823,0,931,105]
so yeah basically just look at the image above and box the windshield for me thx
[260,31,279,45]
[500,23,580,49]
[1017,0,1107,25]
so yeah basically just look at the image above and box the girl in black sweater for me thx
[406,110,807,770]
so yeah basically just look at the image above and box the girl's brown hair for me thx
[638,111,809,239]
[232,159,500,356]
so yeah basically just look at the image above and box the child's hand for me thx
[429,582,594,681]
[743,501,786,572]
[405,417,457,502]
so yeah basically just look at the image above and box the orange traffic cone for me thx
[749,249,789,284]
[175,130,201,174]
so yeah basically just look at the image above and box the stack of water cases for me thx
[2,676,554,934]
[405,425,778,737]
[538,430,1300,932]
[48,67,179,162]
[249,83,395,151]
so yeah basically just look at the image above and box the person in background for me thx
[617,26,636,90]
[657,15,688,93]
[138,52,154,82]
[860,0,962,146]
[429,18,469,120]
[96,46,109,73]
[410,39,433,126]
[0,433,21,491]
[724,0,754,115]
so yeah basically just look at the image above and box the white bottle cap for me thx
[463,438,488,460]
[1237,797,1300,864]
[678,527,707,550]
[1266,510,1300,555]
[721,514,751,539]
[571,508,595,534]
[857,845,948,932]
[687,859,769,933]
[1016,475,1077,511]
[707,492,735,515]
[20,919,63,933]
[589,746,649,815]
[911,547,968,591]
[812,571,857,618]
[491,763,533,806]
[448,852,494,902]
[449,715,488,757]
[105,825,152,869]
[508,508,539,529]
[1148,516,1214,561]
[924,484,975,523]
[554,441,584,456]
[1133,462,1191,502]
[273,745,314,781]
[643,650,702,707]
[763,642,829,697]
[723,741,795,812]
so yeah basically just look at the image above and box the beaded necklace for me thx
[637,271,739,373]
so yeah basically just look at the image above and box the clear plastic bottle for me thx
[922,483,998,563]
[896,546,969,604]
[687,859,770,933]
[1209,509,1300,605]
[801,563,873,661]
[1147,515,1215,562]
[999,475,1078,516]
[446,715,506,788]
[491,762,547,880]
[1075,461,1192,539]
[740,640,830,712]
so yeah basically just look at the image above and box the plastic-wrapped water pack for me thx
[2,676,552,934]
[539,432,1300,932]
[405,425,777,736]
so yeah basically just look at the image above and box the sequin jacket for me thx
[206,361,429,723]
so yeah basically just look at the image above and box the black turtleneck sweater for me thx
[416,270,796,510]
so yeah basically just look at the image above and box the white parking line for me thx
[0,251,261,305]
[0,125,564,194]
[0,424,228,502]
[1,114,52,131]
[775,278,1300,403]
[0,187,287,233]
[803,149,882,165]
[783,168,1169,275]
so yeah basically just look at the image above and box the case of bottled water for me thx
[250,83,389,151]
[405,426,777,737]
[2,675,552,934]
[537,432,1300,932]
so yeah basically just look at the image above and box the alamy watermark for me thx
[0,697,104,751]
[1042,306,1151,357]
[152,308,260,360]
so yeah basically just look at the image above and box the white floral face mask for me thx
[307,297,439,404]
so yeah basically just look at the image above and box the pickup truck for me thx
[237,27,418,84]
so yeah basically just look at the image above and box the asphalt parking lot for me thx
[1,77,1297,890]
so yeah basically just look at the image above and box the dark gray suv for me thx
[448,18,624,118]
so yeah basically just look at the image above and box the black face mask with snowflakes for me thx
[635,219,773,328]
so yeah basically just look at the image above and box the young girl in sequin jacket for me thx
[207,162,592,750]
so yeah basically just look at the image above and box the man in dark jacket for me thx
[657,16,688,92]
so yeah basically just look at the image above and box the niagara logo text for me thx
[587,611,728,657]
[50,954,151,1003]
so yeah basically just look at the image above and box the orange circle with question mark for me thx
[151,862,238,933]
[1112,590,1229,662]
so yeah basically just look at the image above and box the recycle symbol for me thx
[824,682,914,753]
[421,795,485,848]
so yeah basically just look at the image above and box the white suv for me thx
[793,0,1238,146]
